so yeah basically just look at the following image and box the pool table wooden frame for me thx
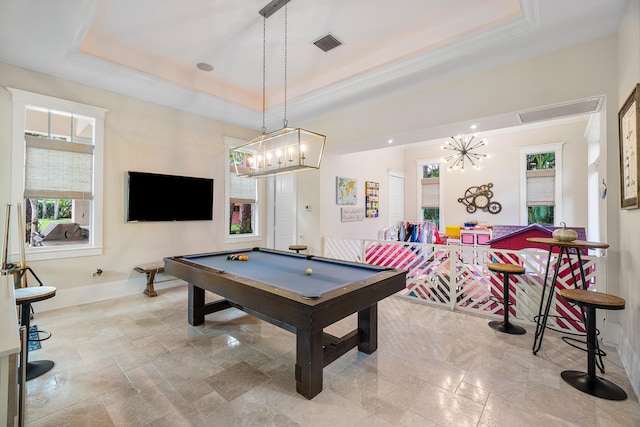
[164,248,407,399]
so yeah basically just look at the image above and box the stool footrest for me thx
[29,329,52,343]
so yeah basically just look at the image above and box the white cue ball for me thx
[306,268,313,275]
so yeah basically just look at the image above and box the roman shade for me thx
[24,135,94,200]
[526,169,555,206]
[421,178,439,208]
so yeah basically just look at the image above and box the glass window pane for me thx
[229,202,254,235]
[24,198,91,247]
[527,205,554,225]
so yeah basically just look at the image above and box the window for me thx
[225,138,259,241]
[520,143,564,226]
[417,160,441,229]
[9,88,106,260]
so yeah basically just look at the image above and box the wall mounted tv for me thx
[126,171,214,222]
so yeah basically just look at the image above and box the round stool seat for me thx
[487,263,525,275]
[559,289,625,310]
[15,286,57,304]
[289,245,307,254]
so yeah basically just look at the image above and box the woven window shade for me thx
[24,135,94,200]
[526,169,555,206]
[421,178,439,208]
[229,167,256,204]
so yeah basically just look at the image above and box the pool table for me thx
[164,247,407,399]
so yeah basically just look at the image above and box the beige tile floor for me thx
[22,285,640,426]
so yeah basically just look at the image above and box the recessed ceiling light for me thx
[388,139,393,144]
[470,124,478,130]
[196,62,214,72]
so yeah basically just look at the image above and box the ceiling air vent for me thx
[313,34,342,52]
[517,97,603,124]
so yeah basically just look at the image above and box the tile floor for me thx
[22,285,640,426]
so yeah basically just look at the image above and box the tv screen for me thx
[127,171,214,222]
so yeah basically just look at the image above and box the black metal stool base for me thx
[561,370,627,400]
[489,320,526,335]
[22,360,55,381]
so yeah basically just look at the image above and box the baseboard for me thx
[29,276,186,313]
[607,322,640,401]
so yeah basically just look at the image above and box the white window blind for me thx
[421,178,439,208]
[24,135,94,200]
[229,166,256,204]
[526,169,555,206]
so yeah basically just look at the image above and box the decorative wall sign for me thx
[618,83,639,209]
[365,181,379,218]
[458,183,502,214]
[336,176,357,205]
[341,207,364,222]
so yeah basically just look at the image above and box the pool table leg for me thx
[188,284,205,326]
[295,329,324,399]
[358,303,378,354]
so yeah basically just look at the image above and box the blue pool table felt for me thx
[182,250,385,299]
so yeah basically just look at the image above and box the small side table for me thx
[487,263,526,335]
[288,245,307,254]
[558,289,626,400]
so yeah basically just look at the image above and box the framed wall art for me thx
[618,83,640,209]
[336,176,357,205]
[365,181,379,218]
[341,206,364,222]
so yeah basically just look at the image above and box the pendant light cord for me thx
[262,16,267,134]
[283,3,288,128]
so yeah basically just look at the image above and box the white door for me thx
[268,174,297,251]
[388,170,404,227]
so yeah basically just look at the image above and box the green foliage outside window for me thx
[423,164,440,178]
[423,208,439,229]
[527,153,555,170]
[528,206,554,226]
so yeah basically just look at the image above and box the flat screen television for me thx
[126,171,214,222]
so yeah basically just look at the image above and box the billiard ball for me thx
[306,268,313,275]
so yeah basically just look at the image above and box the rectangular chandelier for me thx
[231,127,325,178]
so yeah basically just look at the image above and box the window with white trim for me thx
[225,138,259,241]
[417,160,441,229]
[9,88,106,260]
[519,142,564,226]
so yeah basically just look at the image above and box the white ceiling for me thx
[0,0,628,137]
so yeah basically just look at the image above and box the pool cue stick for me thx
[16,203,27,288]
[1,204,10,271]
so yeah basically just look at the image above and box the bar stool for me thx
[558,288,626,400]
[487,263,526,335]
[13,267,56,381]
[288,245,307,254]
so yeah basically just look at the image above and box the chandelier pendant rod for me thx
[261,16,267,134]
[283,3,288,128]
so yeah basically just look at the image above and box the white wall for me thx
[616,0,640,399]
[0,63,260,308]
[320,148,403,246]
[402,120,590,231]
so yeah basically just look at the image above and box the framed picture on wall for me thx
[618,83,640,209]
[336,177,357,205]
